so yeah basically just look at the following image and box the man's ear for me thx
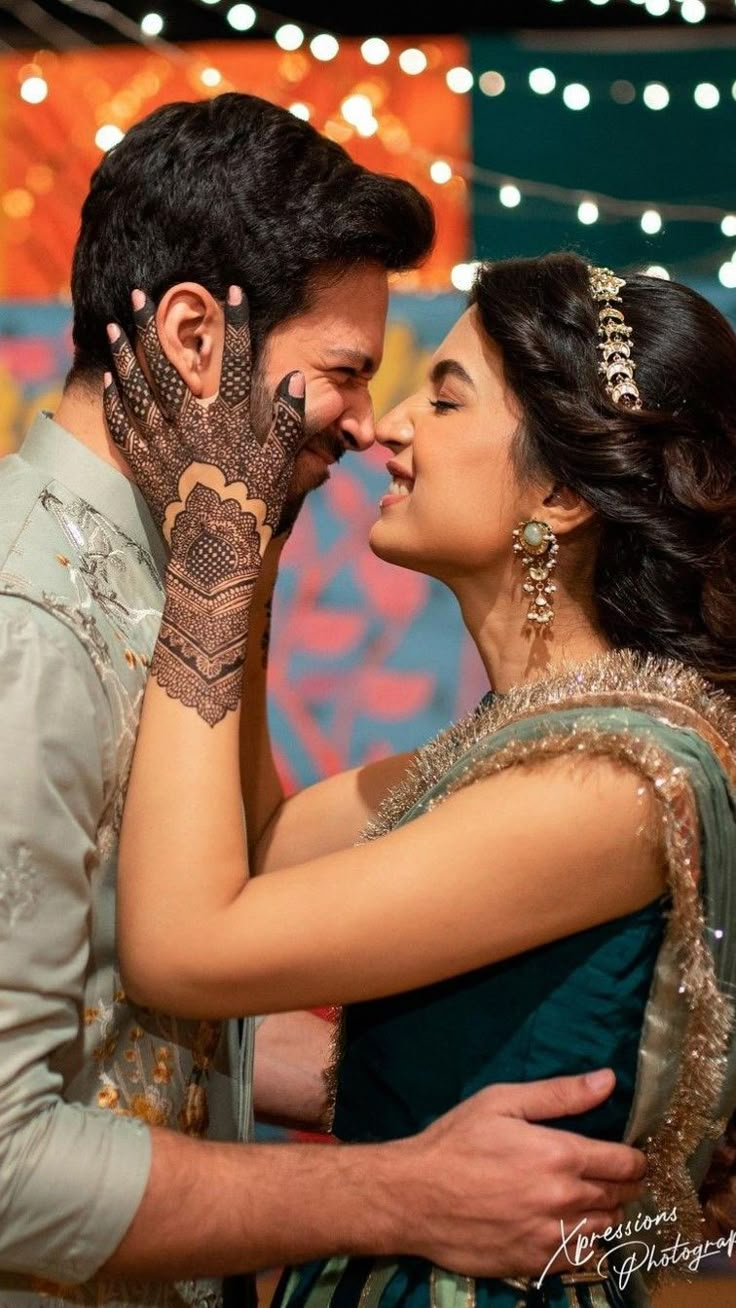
[150,283,225,400]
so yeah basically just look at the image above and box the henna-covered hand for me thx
[104,286,305,726]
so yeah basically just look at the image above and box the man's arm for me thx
[241,542,414,875]
[102,1071,647,1282]
[0,607,152,1284]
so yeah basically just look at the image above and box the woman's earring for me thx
[512,520,559,628]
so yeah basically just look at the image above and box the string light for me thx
[721,216,736,237]
[446,67,474,94]
[529,68,556,95]
[289,102,310,120]
[578,200,599,225]
[644,0,670,15]
[643,82,670,110]
[275,24,303,51]
[19,76,48,104]
[140,13,164,37]
[341,93,374,127]
[694,83,720,109]
[499,184,522,208]
[200,67,222,87]
[226,4,256,31]
[399,49,427,76]
[451,262,479,292]
[430,160,453,185]
[681,0,706,21]
[610,80,636,104]
[479,71,505,97]
[645,266,671,279]
[641,209,663,235]
[718,262,736,288]
[563,83,591,110]
[360,37,389,65]
[95,124,124,152]
[310,34,339,62]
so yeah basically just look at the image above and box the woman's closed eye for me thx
[429,398,461,415]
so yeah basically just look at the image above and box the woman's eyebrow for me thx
[430,359,476,390]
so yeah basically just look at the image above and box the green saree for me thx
[275,651,736,1308]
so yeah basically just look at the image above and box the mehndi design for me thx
[104,287,305,726]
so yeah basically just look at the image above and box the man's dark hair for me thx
[70,92,435,380]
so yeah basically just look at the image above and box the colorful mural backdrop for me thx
[0,293,488,790]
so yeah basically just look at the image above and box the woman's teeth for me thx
[388,478,411,497]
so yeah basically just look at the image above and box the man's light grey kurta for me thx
[0,414,253,1308]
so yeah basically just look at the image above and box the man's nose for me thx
[339,390,376,452]
[375,399,414,451]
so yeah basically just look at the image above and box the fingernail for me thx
[131,289,146,311]
[227,285,243,306]
[288,371,305,399]
[106,323,120,343]
[586,1069,614,1093]
[103,371,112,387]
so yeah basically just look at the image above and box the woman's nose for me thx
[375,400,414,450]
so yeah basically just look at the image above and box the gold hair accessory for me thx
[589,266,643,411]
[512,520,558,627]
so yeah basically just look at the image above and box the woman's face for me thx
[370,307,532,581]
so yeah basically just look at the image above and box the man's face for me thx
[253,263,389,527]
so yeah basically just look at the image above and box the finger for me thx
[107,322,159,436]
[493,1069,617,1123]
[219,284,252,411]
[578,1139,648,1184]
[131,289,187,420]
[103,370,137,455]
[266,371,306,461]
[573,1179,644,1214]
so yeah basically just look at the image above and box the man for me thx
[0,93,645,1306]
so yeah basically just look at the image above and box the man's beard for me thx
[251,362,346,537]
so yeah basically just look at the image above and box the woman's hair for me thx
[471,251,736,1234]
[469,252,736,693]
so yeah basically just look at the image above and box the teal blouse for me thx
[275,661,736,1308]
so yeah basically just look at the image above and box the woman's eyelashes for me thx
[429,398,461,415]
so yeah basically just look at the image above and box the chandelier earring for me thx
[512,520,559,628]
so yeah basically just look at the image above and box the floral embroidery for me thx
[0,844,40,931]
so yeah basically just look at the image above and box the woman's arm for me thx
[119,736,665,1018]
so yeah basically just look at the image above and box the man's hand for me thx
[392,1069,646,1279]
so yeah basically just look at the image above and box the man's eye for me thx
[429,399,460,415]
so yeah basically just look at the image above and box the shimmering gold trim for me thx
[357,650,735,1286]
[361,652,735,848]
[320,1007,345,1135]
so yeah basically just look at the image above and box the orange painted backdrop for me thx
[0,38,470,299]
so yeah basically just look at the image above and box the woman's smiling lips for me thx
[380,458,414,509]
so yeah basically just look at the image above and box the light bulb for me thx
[446,67,474,94]
[529,68,556,95]
[226,4,256,31]
[578,201,599,225]
[563,83,591,111]
[20,76,48,104]
[310,35,339,62]
[361,38,389,65]
[641,209,663,235]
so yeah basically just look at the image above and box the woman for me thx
[106,253,736,1306]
